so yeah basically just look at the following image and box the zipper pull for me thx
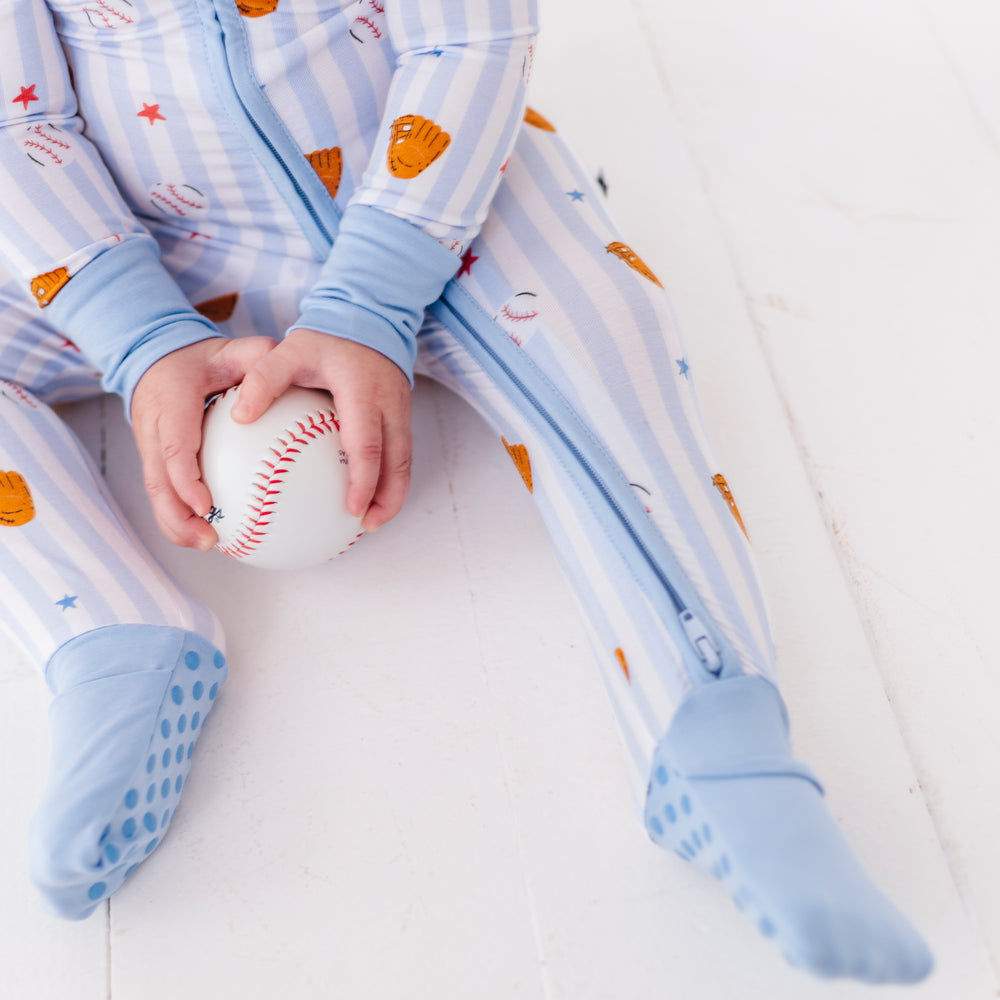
[679,609,723,676]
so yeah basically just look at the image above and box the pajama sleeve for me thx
[0,0,221,409]
[293,0,538,383]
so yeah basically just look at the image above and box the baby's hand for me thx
[131,336,276,550]
[231,330,411,532]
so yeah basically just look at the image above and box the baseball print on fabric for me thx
[0,470,35,527]
[21,122,77,168]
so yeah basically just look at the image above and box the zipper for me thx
[433,295,727,684]
[203,0,338,255]
[240,111,335,248]
[196,0,726,683]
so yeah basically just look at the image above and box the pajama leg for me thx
[414,115,932,983]
[0,313,227,918]
[417,116,774,801]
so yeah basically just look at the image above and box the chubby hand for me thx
[131,336,277,550]
[231,329,411,532]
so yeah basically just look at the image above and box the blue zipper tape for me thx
[200,0,340,257]
[431,284,741,685]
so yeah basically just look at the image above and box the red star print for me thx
[137,102,166,125]
[13,85,39,111]
[458,247,479,277]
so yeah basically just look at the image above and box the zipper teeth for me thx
[245,114,333,245]
[213,2,334,249]
[209,0,722,674]
[436,297,728,678]
[443,301,698,619]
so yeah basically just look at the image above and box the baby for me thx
[0,0,931,982]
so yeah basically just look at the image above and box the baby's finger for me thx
[361,402,412,532]
[157,400,213,518]
[142,449,217,551]
[335,395,383,519]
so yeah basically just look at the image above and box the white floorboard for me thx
[2,1,997,997]
[628,0,1000,990]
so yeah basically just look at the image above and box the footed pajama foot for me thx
[28,625,227,919]
[645,677,932,984]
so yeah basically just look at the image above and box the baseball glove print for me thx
[0,470,35,526]
[30,267,71,308]
[307,147,344,199]
[387,115,451,179]
[606,242,663,288]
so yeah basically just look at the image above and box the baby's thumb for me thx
[206,336,277,396]
[228,349,297,425]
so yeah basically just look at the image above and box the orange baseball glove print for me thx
[614,647,631,683]
[387,115,451,179]
[237,0,278,16]
[712,473,749,540]
[307,147,343,200]
[524,107,556,132]
[501,436,533,493]
[0,470,36,526]
[30,267,70,308]
[606,242,663,288]
[194,293,239,323]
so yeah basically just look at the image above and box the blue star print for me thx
[56,595,78,610]
[566,190,584,202]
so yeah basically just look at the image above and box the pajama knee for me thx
[29,624,227,919]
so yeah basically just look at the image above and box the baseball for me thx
[22,122,77,168]
[198,384,365,570]
[349,0,385,41]
[80,0,135,29]
[495,291,541,346]
[149,181,209,220]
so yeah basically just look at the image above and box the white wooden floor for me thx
[3,0,999,996]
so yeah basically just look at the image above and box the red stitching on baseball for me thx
[0,381,39,408]
[151,184,205,217]
[151,191,188,216]
[354,15,382,38]
[499,303,539,323]
[27,125,71,150]
[337,531,365,556]
[23,139,64,166]
[213,399,346,561]
[164,183,204,209]
[82,0,134,27]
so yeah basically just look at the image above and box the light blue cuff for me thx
[658,676,825,794]
[45,238,224,416]
[291,205,461,385]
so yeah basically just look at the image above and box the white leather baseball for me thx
[199,384,364,570]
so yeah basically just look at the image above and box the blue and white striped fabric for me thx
[0,0,776,804]
[0,382,223,667]
[0,0,537,405]
[418,119,776,799]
